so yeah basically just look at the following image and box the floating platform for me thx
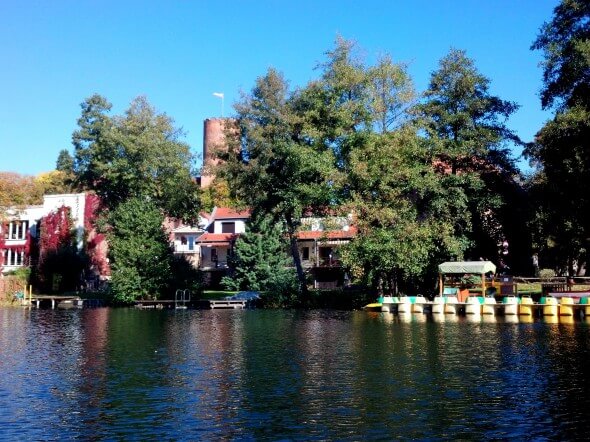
[134,300,178,309]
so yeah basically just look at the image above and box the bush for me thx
[258,288,374,310]
[539,268,556,280]
[170,255,202,295]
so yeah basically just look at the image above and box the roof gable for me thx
[212,207,251,220]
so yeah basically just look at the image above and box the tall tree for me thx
[220,68,336,294]
[56,149,74,174]
[415,49,521,266]
[72,94,200,222]
[531,0,590,110]
[341,128,465,295]
[222,215,297,293]
[367,55,415,133]
[107,197,173,303]
[297,38,415,199]
[416,49,519,175]
[526,0,590,274]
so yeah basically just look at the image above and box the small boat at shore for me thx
[519,295,533,315]
[559,296,575,316]
[432,296,445,314]
[465,296,483,315]
[398,296,411,314]
[444,296,459,314]
[503,295,519,315]
[482,295,496,315]
[363,302,382,312]
[541,295,558,316]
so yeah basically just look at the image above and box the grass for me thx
[201,290,240,300]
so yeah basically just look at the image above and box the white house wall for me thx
[212,219,246,234]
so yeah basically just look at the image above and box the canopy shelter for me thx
[438,261,496,275]
[438,261,496,298]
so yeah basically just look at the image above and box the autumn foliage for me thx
[36,205,83,292]
[84,193,110,276]
[0,230,5,269]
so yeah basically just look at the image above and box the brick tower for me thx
[201,118,233,188]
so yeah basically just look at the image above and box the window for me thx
[188,236,194,251]
[10,222,19,239]
[21,221,28,240]
[3,249,24,266]
[221,222,235,233]
[302,247,310,260]
[180,236,187,245]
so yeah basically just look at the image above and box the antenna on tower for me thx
[213,92,224,117]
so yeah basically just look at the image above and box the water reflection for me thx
[1,308,590,440]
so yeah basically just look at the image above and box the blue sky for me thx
[0,0,558,175]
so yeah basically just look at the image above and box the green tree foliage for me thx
[35,171,72,195]
[200,177,237,213]
[368,55,415,133]
[219,69,336,294]
[56,149,74,174]
[107,197,174,303]
[531,0,590,110]
[72,94,200,222]
[417,49,519,174]
[219,39,525,294]
[221,216,297,294]
[526,1,590,274]
[415,49,522,265]
[296,38,414,178]
[341,129,465,295]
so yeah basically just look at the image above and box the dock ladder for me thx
[175,289,191,309]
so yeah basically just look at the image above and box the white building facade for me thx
[1,193,86,274]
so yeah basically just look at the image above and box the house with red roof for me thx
[194,207,251,286]
[296,214,357,289]
[169,206,356,290]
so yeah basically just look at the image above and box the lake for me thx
[1,307,589,440]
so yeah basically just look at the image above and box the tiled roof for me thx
[196,232,239,243]
[296,226,357,240]
[212,207,251,220]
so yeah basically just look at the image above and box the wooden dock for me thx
[197,299,247,309]
[27,295,106,308]
[29,295,83,309]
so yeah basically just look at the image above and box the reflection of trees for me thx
[4,308,590,439]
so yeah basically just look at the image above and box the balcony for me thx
[174,244,198,254]
[200,259,228,270]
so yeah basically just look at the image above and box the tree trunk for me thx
[286,215,308,296]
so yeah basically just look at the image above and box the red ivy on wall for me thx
[84,193,110,276]
[39,205,73,259]
[0,226,5,269]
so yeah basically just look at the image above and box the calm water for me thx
[1,308,590,440]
